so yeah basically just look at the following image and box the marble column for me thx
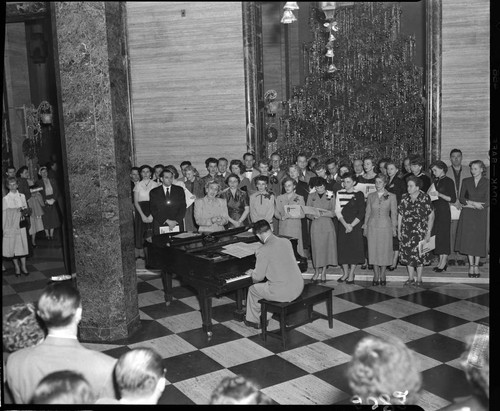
[425,0,442,162]
[52,2,139,341]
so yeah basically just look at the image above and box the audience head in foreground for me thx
[36,281,82,331]
[30,370,95,404]
[209,375,273,405]
[113,348,166,404]
[3,302,46,353]
[347,335,422,405]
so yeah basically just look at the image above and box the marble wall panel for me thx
[53,2,139,341]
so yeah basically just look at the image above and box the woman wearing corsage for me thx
[274,177,305,256]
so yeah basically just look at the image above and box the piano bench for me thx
[258,283,333,349]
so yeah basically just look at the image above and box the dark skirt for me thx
[392,235,400,251]
[41,196,61,229]
[134,201,152,249]
[337,224,365,265]
[432,201,452,255]
[456,207,488,257]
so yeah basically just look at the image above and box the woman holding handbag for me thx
[3,177,30,276]
[36,166,61,240]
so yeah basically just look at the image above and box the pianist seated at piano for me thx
[244,220,304,329]
[194,180,229,232]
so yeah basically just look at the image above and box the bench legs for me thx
[280,309,286,349]
[327,292,333,328]
[260,305,268,342]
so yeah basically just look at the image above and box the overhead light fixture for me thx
[284,2,299,10]
[325,49,334,58]
[281,2,299,24]
[327,64,338,73]
[281,8,297,24]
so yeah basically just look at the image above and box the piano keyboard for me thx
[224,273,251,284]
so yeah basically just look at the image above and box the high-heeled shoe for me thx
[380,278,387,286]
[21,269,29,276]
[310,273,320,284]
[345,277,355,285]
[337,275,348,283]
[360,264,367,270]
[320,276,327,283]
[368,264,374,270]
[403,279,415,286]
[473,265,480,278]
[468,266,474,278]
[372,279,380,286]
[433,264,448,273]
[15,272,21,278]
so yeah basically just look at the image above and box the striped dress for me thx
[335,190,365,264]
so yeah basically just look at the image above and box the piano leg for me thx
[161,269,173,305]
[199,289,213,337]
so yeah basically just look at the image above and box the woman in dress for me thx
[428,161,456,272]
[358,156,377,270]
[409,156,431,193]
[398,175,435,287]
[194,180,229,232]
[335,172,365,284]
[133,165,159,259]
[385,160,406,271]
[3,177,30,276]
[229,159,251,193]
[455,160,489,278]
[36,166,61,241]
[306,177,337,283]
[363,174,397,286]
[183,165,205,231]
[358,156,377,184]
[219,173,250,229]
[275,177,305,256]
[249,175,275,226]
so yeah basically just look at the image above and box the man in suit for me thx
[149,169,187,234]
[152,164,164,184]
[243,152,260,183]
[6,283,117,404]
[296,153,316,184]
[244,220,304,328]
[446,148,471,266]
[269,152,287,188]
[326,158,342,184]
[353,159,364,178]
[217,157,230,180]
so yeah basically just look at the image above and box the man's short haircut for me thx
[296,152,307,161]
[288,164,300,173]
[160,169,174,179]
[218,157,228,164]
[313,163,327,173]
[130,166,140,173]
[180,160,191,168]
[30,370,94,404]
[6,165,16,173]
[184,165,196,173]
[37,283,81,329]
[270,152,280,159]
[164,165,179,179]
[410,156,425,168]
[243,152,255,160]
[253,219,271,235]
[258,159,270,167]
[450,148,463,157]
[325,158,338,167]
[114,348,165,397]
[16,166,29,178]
[205,157,218,168]
[153,164,164,171]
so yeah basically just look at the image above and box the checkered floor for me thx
[2,236,489,407]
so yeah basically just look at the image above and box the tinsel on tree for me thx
[277,2,424,167]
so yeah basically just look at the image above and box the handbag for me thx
[19,217,29,229]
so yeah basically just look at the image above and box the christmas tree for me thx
[277,2,424,167]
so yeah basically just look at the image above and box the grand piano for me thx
[147,226,308,336]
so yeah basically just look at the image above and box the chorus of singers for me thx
[131,149,489,287]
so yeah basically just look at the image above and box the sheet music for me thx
[354,183,376,198]
[284,204,302,218]
[418,236,436,256]
[159,225,180,234]
[428,184,439,201]
[220,242,261,258]
[184,187,196,208]
[301,205,331,217]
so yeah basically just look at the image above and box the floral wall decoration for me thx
[276,3,424,167]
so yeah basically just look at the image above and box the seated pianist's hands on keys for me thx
[244,220,304,329]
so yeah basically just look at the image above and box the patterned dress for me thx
[275,193,305,256]
[219,188,249,228]
[398,191,433,266]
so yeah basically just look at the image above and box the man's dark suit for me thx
[149,184,187,234]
